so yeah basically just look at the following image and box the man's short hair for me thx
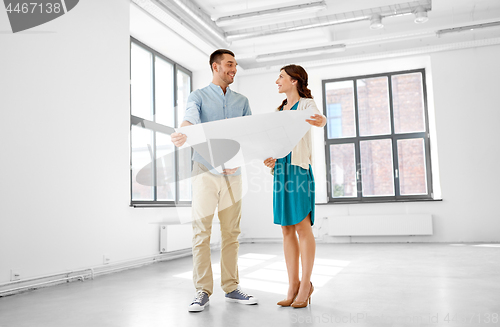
[209,49,235,72]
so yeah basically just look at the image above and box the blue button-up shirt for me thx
[183,83,252,175]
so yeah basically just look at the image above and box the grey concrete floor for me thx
[1,243,499,327]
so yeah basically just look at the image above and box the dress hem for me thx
[274,210,314,227]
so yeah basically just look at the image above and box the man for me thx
[171,49,257,312]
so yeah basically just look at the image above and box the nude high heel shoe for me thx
[277,281,300,307]
[291,282,314,308]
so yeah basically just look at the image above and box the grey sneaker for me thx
[188,291,209,312]
[225,286,258,305]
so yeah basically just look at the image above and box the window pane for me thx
[324,81,356,138]
[392,73,426,134]
[131,43,153,121]
[360,139,394,196]
[177,70,191,127]
[329,144,357,198]
[156,132,175,201]
[131,126,153,200]
[155,57,174,127]
[177,70,192,201]
[397,138,427,195]
[357,77,391,136]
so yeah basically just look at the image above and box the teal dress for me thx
[273,102,315,226]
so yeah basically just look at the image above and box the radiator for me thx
[160,224,192,253]
[328,214,433,236]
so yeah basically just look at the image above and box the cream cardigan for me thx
[271,97,325,174]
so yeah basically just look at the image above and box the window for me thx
[130,38,192,206]
[323,69,433,203]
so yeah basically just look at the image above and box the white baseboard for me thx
[0,249,193,298]
[239,237,283,244]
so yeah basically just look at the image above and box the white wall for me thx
[0,0,183,284]
[237,45,500,243]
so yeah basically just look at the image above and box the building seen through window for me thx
[323,69,432,202]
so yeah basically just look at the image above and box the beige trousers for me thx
[191,162,243,296]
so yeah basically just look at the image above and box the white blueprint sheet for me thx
[176,108,315,172]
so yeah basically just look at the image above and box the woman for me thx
[264,65,326,308]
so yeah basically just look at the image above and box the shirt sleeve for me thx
[305,98,322,116]
[242,97,252,116]
[183,91,202,125]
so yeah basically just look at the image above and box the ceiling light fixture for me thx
[255,44,346,62]
[436,21,500,36]
[150,0,229,47]
[370,14,383,30]
[226,0,432,41]
[413,6,428,23]
[214,1,327,26]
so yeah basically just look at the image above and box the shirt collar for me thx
[210,82,231,96]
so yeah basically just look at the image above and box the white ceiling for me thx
[130,0,500,72]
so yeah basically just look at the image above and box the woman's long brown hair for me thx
[278,64,313,110]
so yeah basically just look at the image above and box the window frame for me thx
[129,37,193,207]
[322,69,434,204]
